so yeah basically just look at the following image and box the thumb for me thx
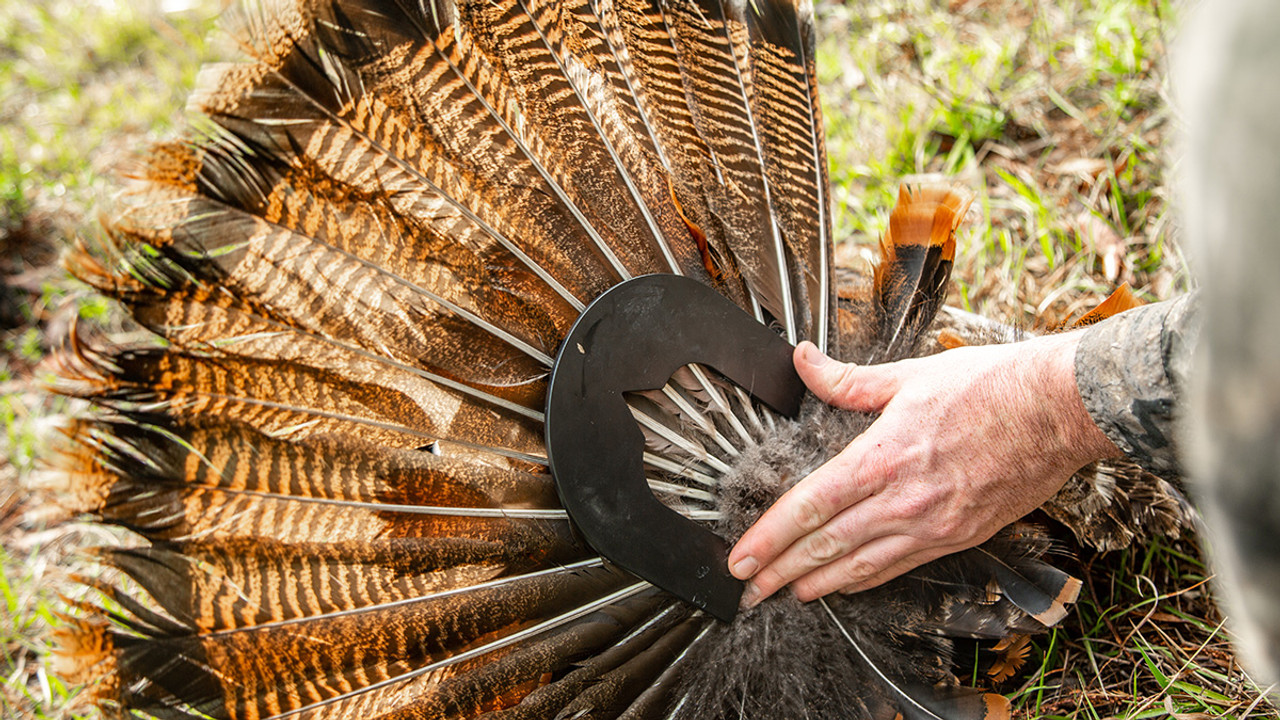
[793,341,897,412]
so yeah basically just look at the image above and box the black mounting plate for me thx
[544,275,805,622]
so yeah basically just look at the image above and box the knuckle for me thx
[828,364,862,397]
[791,495,828,533]
[836,555,878,587]
[894,484,946,522]
[853,452,893,492]
[805,529,846,564]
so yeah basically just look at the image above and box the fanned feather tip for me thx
[873,182,974,359]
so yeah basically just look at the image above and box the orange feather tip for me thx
[22,416,117,517]
[980,692,1013,720]
[883,183,976,258]
[1030,606,1067,627]
[1028,575,1082,627]
[1058,575,1083,606]
[926,687,1014,720]
[986,635,1032,683]
[1072,283,1143,328]
[49,615,117,687]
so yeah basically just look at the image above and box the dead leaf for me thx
[1050,157,1108,182]
[1073,211,1127,282]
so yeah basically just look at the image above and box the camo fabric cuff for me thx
[1074,292,1201,478]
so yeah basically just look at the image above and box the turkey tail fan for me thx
[47,1,1079,719]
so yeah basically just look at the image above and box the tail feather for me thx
[462,0,695,281]
[359,594,674,720]
[928,597,1043,640]
[55,343,548,461]
[102,566,644,720]
[498,606,697,719]
[916,688,1012,720]
[740,0,831,348]
[872,183,973,361]
[556,616,707,718]
[968,548,1081,627]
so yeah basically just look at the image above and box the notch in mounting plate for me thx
[544,274,805,622]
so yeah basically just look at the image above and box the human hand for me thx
[727,334,1121,608]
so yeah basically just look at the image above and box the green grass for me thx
[0,545,83,718]
[1009,537,1276,718]
[0,0,224,225]
[0,0,227,371]
[2,0,1273,718]
[817,0,1188,325]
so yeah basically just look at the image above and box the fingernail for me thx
[739,582,762,611]
[729,556,758,579]
[799,341,828,368]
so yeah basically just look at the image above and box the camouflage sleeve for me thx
[1074,292,1201,478]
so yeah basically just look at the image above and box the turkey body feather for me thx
[45,1,1186,718]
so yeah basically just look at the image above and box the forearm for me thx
[1025,329,1124,469]
[1074,293,1202,478]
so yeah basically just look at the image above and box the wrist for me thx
[1027,331,1123,465]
